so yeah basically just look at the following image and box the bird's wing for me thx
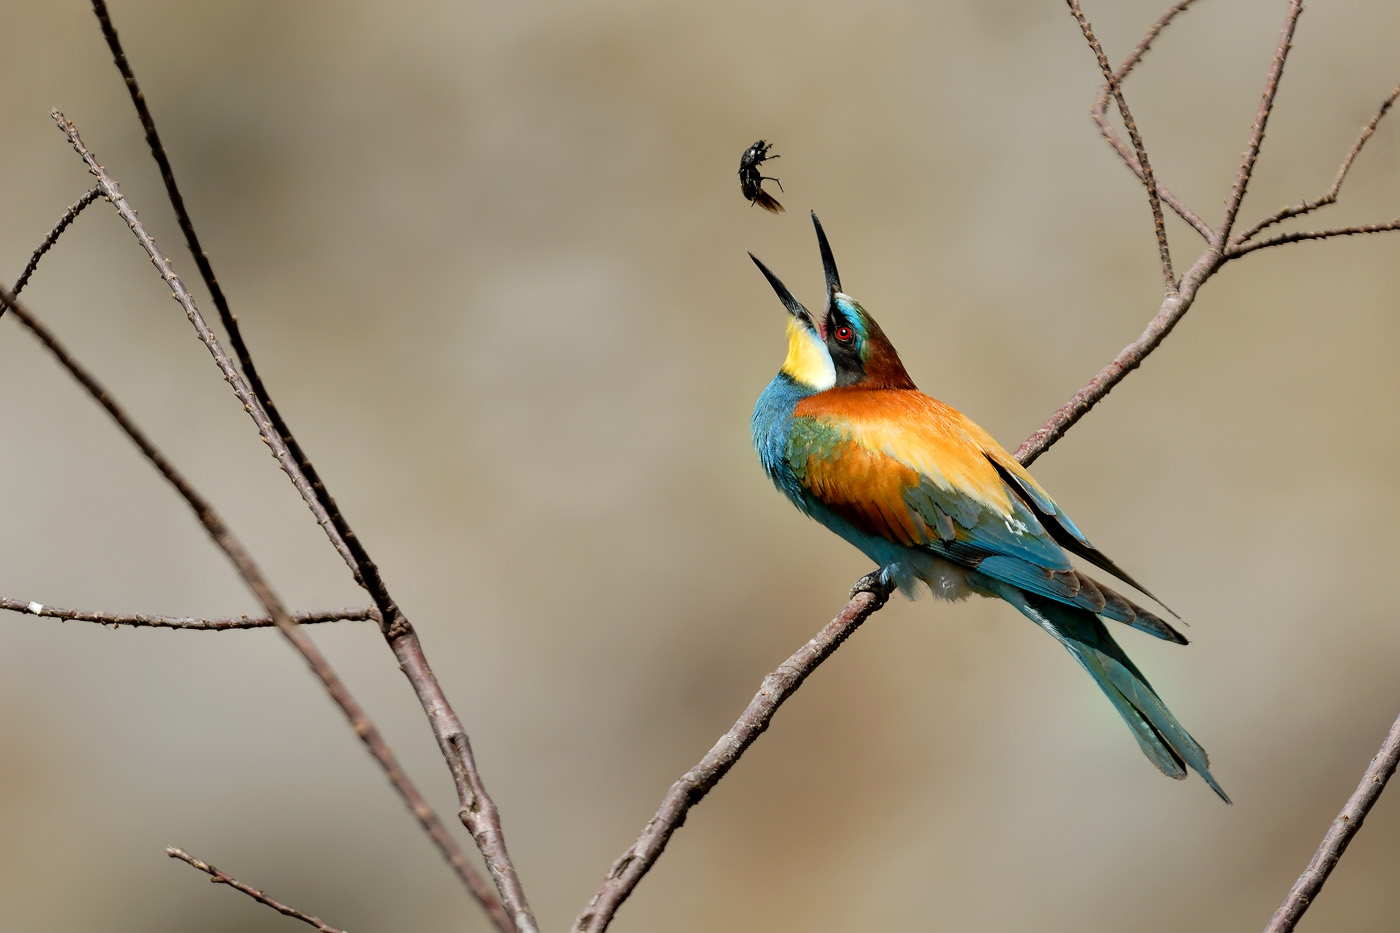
[977,440,1175,613]
[790,389,1183,641]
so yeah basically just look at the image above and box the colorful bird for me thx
[749,213,1228,802]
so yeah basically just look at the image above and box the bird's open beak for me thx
[749,252,823,338]
[811,211,842,323]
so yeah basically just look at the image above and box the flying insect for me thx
[739,139,785,213]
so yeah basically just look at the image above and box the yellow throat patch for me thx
[780,317,836,390]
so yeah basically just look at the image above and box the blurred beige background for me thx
[3,1,1400,930]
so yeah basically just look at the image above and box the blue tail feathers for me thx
[998,585,1230,803]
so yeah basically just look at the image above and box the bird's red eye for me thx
[835,325,854,344]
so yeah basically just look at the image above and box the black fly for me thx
[738,140,784,213]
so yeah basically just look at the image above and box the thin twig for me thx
[1264,709,1400,932]
[167,847,345,933]
[4,186,103,310]
[1218,0,1304,244]
[1089,0,1213,240]
[1101,1,1199,102]
[84,8,535,924]
[574,583,894,933]
[0,597,376,630]
[0,283,502,930]
[1234,83,1400,245]
[1229,220,1400,257]
[1068,0,1176,289]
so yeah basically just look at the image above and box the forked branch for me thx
[1235,84,1400,245]
[49,109,529,933]
[1024,0,1399,461]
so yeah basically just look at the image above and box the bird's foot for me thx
[850,568,894,600]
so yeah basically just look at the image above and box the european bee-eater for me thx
[750,213,1227,802]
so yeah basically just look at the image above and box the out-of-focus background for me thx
[3,1,1399,930]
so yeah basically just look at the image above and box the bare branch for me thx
[1015,241,1221,465]
[1264,709,1400,932]
[0,597,376,630]
[1229,220,1400,257]
[1050,8,1396,465]
[1068,0,1175,289]
[1218,0,1304,243]
[49,111,529,933]
[574,581,894,933]
[1090,0,1213,240]
[390,637,531,932]
[1235,83,1400,245]
[4,185,103,311]
[0,138,502,920]
[0,284,507,932]
[81,7,537,922]
[167,847,345,933]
